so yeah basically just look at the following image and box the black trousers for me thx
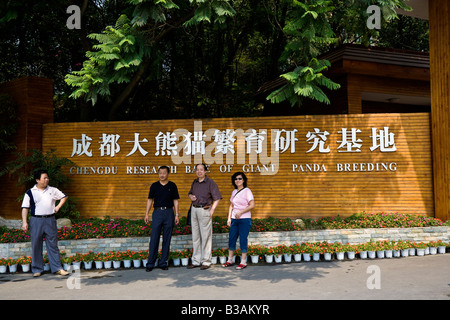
[147,208,175,268]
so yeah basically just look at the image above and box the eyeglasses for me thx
[234,177,243,180]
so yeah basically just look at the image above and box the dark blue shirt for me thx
[148,181,180,208]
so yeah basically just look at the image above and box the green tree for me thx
[65,0,412,120]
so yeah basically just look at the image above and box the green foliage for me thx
[65,14,150,106]
[61,0,416,119]
[267,58,340,106]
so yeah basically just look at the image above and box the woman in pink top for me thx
[223,172,255,270]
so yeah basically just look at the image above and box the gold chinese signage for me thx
[43,112,433,219]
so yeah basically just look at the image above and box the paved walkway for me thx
[1,254,449,302]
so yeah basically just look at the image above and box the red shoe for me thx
[236,264,247,270]
[222,261,234,267]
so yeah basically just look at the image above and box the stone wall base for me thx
[1,227,449,259]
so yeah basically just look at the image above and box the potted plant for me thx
[93,252,104,269]
[375,241,386,259]
[121,250,134,268]
[213,248,228,264]
[290,244,303,262]
[179,249,192,266]
[61,255,73,271]
[0,258,10,273]
[265,247,275,263]
[138,250,148,267]
[414,242,427,256]
[301,243,312,262]
[104,252,115,269]
[43,254,50,271]
[391,241,401,258]
[81,251,94,270]
[71,253,83,270]
[170,251,181,267]
[343,243,357,260]
[17,255,32,272]
[436,240,447,254]
[332,242,345,261]
[247,245,264,264]
[363,241,377,259]
[6,258,18,273]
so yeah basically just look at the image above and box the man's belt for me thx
[154,207,172,210]
[33,214,55,218]
[192,205,211,209]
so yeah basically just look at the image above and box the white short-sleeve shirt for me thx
[21,185,67,216]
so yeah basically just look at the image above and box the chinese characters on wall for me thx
[68,124,398,176]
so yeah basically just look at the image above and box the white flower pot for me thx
[312,253,320,261]
[401,249,409,257]
[265,255,274,263]
[219,256,227,264]
[293,254,302,262]
[123,260,132,268]
[416,248,425,256]
[283,253,292,263]
[72,261,81,270]
[211,256,218,265]
[346,252,355,260]
[302,253,311,262]
[94,261,103,269]
[9,264,18,273]
[393,250,401,258]
[437,246,446,254]
[384,250,393,258]
[324,253,332,261]
[429,247,437,255]
[409,248,416,256]
[359,251,368,259]
[113,260,121,269]
[44,263,50,271]
[63,263,71,271]
[83,261,93,270]
[0,265,7,273]
[172,258,181,266]
[336,252,345,261]
[424,247,429,255]
[181,258,189,266]
[376,250,385,259]
[133,260,141,268]
[21,264,31,273]
[368,251,376,259]
[250,255,259,264]
[104,261,112,269]
[274,254,282,263]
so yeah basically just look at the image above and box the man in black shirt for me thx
[144,166,180,271]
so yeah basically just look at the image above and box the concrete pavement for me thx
[1,254,449,302]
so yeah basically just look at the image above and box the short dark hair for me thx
[195,163,208,171]
[158,165,170,173]
[231,172,248,189]
[34,169,48,181]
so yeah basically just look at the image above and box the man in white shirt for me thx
[21,169,69,277]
